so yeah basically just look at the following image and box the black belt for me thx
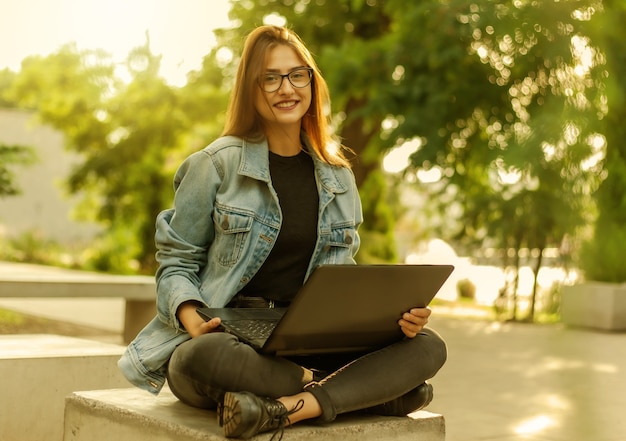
[227,294,290,309]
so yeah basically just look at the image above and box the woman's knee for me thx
[167,333,251,406]
[420,327,448,367]
[170,332,240,375]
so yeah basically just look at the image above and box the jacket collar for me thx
[238,134,348,194]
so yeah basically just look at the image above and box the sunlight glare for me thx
[2,0,232,87]
[581,133,606,170]
[545,394,570,410]
[216,47,234,68]
[592,363,618,373]
[497,168,521,185]
[514,415,557,435]
[383,138,421,173]
[264,13,287,27]
[571,35,595,76]
[416,168,442,183]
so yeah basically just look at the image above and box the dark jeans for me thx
[167,327,447,422]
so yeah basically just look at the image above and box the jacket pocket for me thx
[322,223,356,264]
[213,207,254,266]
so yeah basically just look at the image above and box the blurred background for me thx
[1,0,625,324]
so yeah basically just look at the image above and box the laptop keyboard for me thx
[227,320,277,340]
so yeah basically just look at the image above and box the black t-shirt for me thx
[239,149,319,302]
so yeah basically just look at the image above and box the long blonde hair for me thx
[222,25,351,168]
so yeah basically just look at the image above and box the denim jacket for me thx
[118,135,362,394]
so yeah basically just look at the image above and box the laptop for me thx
[196,264,454,356]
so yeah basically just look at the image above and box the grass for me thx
[0,307,118,338]
[431,298,497,321]
[430,297,562,325]
[0,308,25,326]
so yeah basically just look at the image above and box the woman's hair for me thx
[222,25,351,168]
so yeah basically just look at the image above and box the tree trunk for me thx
[340,97,381,188]
[528,246,545,322]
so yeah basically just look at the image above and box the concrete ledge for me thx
[0,261,157,342]
[0,334,129,441]
[64,388,445,441]
[0,271,155,300]
[561,282,626,332]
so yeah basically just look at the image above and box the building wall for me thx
[0,108,102,245]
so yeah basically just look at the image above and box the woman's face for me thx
[254,44,312,132]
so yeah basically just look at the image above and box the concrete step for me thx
[0,334,129,441]
[64,387,445,441]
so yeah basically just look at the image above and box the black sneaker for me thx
[367,382,434,416]
[218,391,303,440]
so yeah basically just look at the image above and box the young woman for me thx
[119,25,447,440]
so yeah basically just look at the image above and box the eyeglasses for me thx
[258,67,313,93]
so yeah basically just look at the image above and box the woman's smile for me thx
[275,100,299,110]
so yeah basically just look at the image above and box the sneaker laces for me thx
[269,399,305,441]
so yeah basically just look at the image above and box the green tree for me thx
[579,0,626,283]
[399,1,605,320]
[0,68,17,107]
[6,0,623,292]
[7,41,192,272]
[0,144,36,197]
[211,1,604,312]
[1,68,36,199]
[71,41,190,271]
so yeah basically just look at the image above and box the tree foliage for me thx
[578,0,626,282]
[0,68,18,107]
[0,70,37,200]
[3,0,625,297]
[206,0,612,318]
[6,41,197,272]
[397,1,609,319]
[0,144,36,197]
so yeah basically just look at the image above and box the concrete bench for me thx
[0,263,156,342]
[0,334,130,441]
[64,387,445,441]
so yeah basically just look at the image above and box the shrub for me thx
[457,278,476,300]
[580,221,626,283]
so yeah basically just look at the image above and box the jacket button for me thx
[221,220,229,230]
[323,244,331,252]
[344,234,353,245]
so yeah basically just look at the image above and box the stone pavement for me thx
[1,261,625,440]
[426,316,626,441]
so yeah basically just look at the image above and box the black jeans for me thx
[167,327,447,422]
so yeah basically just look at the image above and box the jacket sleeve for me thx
[352,183,363,261]
[349,168,363,262]
[154,150,220,330]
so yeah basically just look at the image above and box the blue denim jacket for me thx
[118,135,362,394]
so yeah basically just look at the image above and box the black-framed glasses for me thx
[259,67,313,92]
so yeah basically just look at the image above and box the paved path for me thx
[427,316,626,441]
[1,262,625,440]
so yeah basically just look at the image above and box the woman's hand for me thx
[398,307,431,338]
[177,301,222,338]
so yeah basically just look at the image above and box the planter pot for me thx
[561,282,626,332]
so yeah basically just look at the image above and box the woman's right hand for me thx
[176,301,222,338]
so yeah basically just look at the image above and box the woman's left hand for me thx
[398,307,431,338]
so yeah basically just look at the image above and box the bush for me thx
[81,227,141,274]
[580,221,626,283]
[457,278,476,300]
[0,230,64,265]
